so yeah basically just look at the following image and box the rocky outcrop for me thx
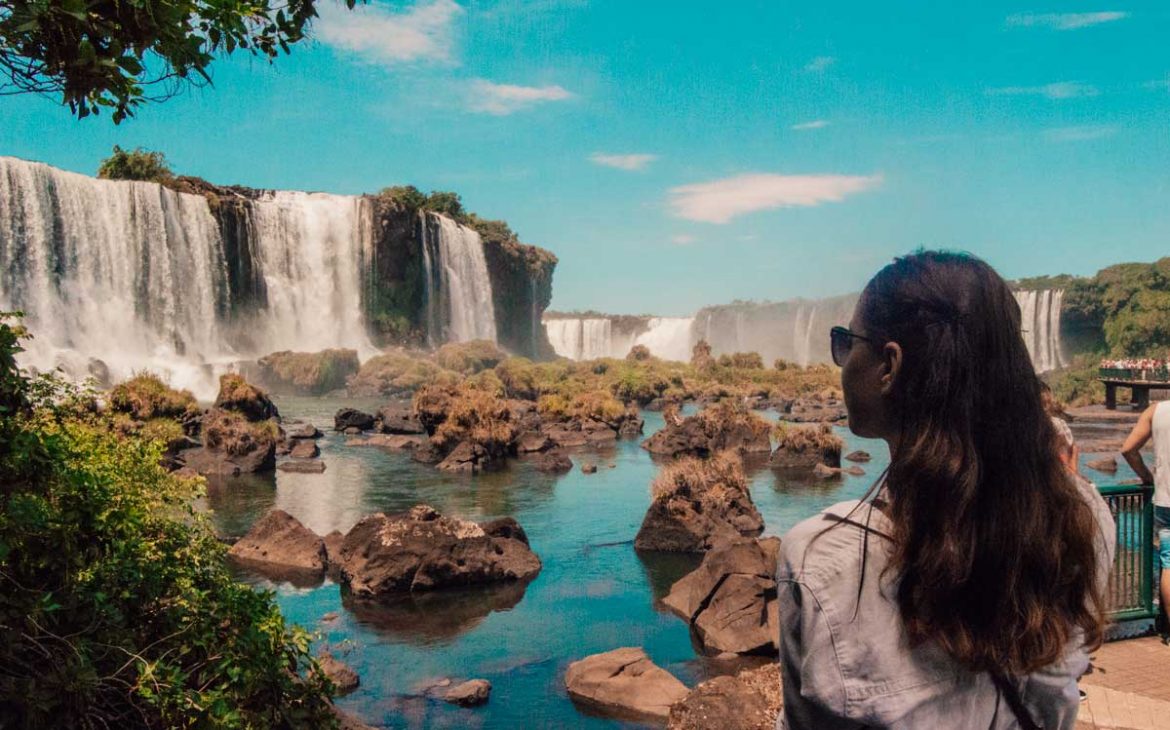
[662,538,780,656]
[335,408,376,432]
[376,402,426,434]
[215,373,279,421]
[347,433,426,450]
[289,439,320,459]
[481,229,557,359]
[635,452,764,553]
[844,450,870,462]
[436,441,497,474]
[179,407,277,476]
[289,422,323,439]
[667,663,781,730]
[442,679,492,707]
[564,647,689,722]
[228,509,327,577]
[1086,456,1118,474]
[278,460,326,473]
[642,402,772,459]
[334,506,541,597]
[770,423,843,471]
[247,349,360,395]
[316,652,360,696]
[533,450,573,473]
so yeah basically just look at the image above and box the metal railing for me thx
[1099,483,1156,622]
[1099,367,1170,382]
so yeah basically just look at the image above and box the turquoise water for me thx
[206,399,1135,729]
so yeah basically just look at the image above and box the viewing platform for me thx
[1098,368,1170,411]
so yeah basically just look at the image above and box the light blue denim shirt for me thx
[777,480,1114,730]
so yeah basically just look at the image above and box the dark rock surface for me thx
[377,402,426,435]
[442,679,492,707]
[317,652,360,695]
[228,509,327,576]
[667,663,781,730]
[335,408,376,432]
[278,460,326,473]
[334,505,541,597]
[289,439,320,459]
[533,450,573,473]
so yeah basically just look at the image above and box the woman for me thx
[777,251,1113,729]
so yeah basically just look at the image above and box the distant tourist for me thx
[778,251,1114,729]
[1120,402,1170,638]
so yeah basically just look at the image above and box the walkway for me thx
[1078,637,1170,729]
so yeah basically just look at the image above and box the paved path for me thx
[1077,637,1170,729]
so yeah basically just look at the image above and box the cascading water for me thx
[420,212,497,345]
[0,156,383,398]
[632,317,695,361]
[543,318,613,360]
[1015,289,1065,373]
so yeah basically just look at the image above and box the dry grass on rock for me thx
[108,372,199,421]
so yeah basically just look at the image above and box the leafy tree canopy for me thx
[0,0,355,122]
[97,145,173,181]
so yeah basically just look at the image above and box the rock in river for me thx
[228,509,327,578]
[334,505,541,597]
[564,647,689,722]
[334,408,376,432]
[667,663,780,730]
[662,538,780,655]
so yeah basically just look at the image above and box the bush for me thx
[610,365,669,405]
[97,145,173,182]
[695,400,772,441]
[348,353,454,396]
[424,191,464,218]
[203,409,278,457]
[773,422,844,456]
[1044,355,1107,408]
[651,450,746,500]
[214,373,277,421]
[434,340,507,375]
[108,372,199,421]
[255,349,360,395]
[627,344,652,362]
[717,352,765,369]
[691,340,714,370]
[494,357,539,400]
[416,383,518,455]
[377,184,427,210]
[0,320,335,728]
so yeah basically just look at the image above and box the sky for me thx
[2,0,1169,316]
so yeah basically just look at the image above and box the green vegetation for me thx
[255,349,360,395]
[434,340,507,375]
[108,372,198,420]
[202,408,278,456]
[0,320,336,727]
[1044,354,1110,409]
[97,146,173,182]
[348,352,458,396]
[0,0,338,122]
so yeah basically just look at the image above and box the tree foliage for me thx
[0,0,346,122]
[0,318,337,728]
[97,146,173,182]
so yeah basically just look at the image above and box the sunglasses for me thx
[830,326,876,367]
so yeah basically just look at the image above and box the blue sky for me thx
[2,0,1168,315]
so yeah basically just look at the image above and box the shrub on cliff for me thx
[109,372,199,421]
[691,340,715,370]
[1045,355,1108,408]
[435,340,507,375]
[214,373,278,421]
[611,364,670,405]
[772,423,844,466]
[538,389,627,424]
[254,349,360,395]
[97,146,173,182]
[0,320,335,728]
[203,408,279,457]
[627,344,652,362]
[378,184,428,209]
[495,357,539,400]
[695,400,773,442]
[717,352,765,369]
[348,353,455,396]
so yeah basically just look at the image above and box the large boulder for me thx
[347,433,427,450]
[334,408,376,432]
[533,450,573,474]
[179,408,278,475]
[770,423,843,471]
[564,647,689,722]
[642,402,771,459]
[278,460,326,473]
[436,441,496,474]
[228,509,327,577]
[376,403,426,435]
[443,679,492,707]
[290,439,320,459]
[316,652,360,696]
[635,452,764,553]
[667,663,781,730]
[662,538,780,655]
[251,349,360,395]
[334,506,541,597]
[215,373,279,422]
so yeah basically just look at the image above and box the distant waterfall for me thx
[0,156,377,398]
[544,318,612,360]
[1015,289,1065,373]
[420,212,497,345]
[693,294,857,365]
[632,317,694,361]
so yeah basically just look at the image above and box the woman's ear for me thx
[880,341,903,396]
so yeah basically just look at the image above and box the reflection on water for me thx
[207,396,893,729]
[343,580,533,646]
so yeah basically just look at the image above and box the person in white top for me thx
[1121,400,1170,634]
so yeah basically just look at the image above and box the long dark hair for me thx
[860,250,1105,675]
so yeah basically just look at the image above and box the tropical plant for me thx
[97,146,173,181]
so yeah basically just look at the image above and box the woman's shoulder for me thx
[778,500,893,584]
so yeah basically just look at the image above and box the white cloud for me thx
[667,173,882,224]
[1043,125,1118,142]
[590,153,658,171]
[1006,11,1129,30]
[670,234,696,245]
[792,120,830,131]
[804,56,836,72]
[316,0,463,65]
[466,80,574,115]
[986,81,1099,99]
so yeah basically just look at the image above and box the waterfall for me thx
[0,156,382,398]
[632,317,695,361]
[1015,289,1065,373]
[543,318,613,360]
[420,212,497,345]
